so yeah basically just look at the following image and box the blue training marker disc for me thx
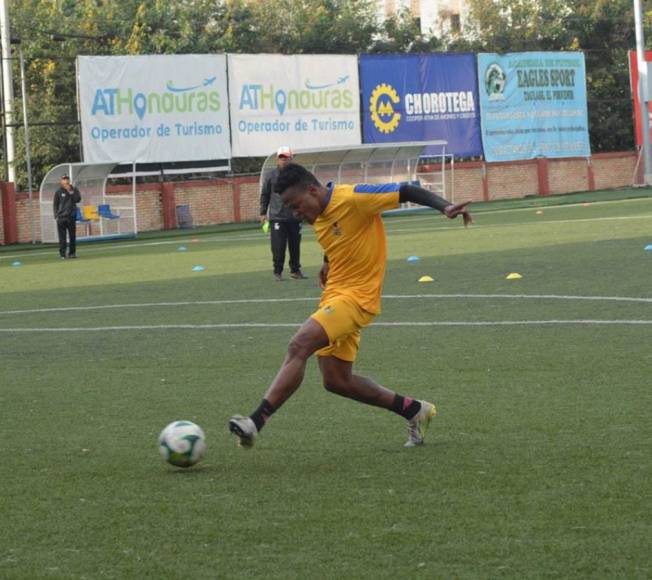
[11,261,22,267]
[178,246,188,252]
[192,265,205,272]
[407,255,420,262]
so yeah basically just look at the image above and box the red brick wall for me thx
[592,152,638,190]
[174,181,234,227]
[238,179,261,222]
[133,190,162,232]
[16,197,41,243]
[0,151,642,244]
[487,161,539,199]
[451,162,484,204]
[548,158,589,194]
[420,152,638,204]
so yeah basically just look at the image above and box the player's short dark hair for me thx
[274,163,319,195]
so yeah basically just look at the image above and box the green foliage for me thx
[464,0,643,152]
[4,0,429,188]
[1,0,643,188]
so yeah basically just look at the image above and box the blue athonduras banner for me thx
[477,52,591,162]
[359,53,483,158]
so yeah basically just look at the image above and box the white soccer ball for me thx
[158,420,206,468]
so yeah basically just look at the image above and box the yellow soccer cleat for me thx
[404,401,437,447]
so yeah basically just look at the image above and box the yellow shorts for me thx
[311,295,375,362]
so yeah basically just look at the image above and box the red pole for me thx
[586,158,596,191]
[232,180,241,223]
[536,158,550,196]
[160,182,177,230]
[1,181,18,244]
[481,163,489,201]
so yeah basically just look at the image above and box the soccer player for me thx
[229,163,472,448]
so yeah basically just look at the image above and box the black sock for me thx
[250,399,276,431]
[391,394,422,420]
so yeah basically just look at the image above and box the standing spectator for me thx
[260,146,307,281]
[53,175,81,259]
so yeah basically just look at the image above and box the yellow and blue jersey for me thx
[314,183,401,314]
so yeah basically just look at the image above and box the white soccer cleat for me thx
[228,415,258,449]
[404,401,437,447]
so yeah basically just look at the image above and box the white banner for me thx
[78,55,231,163]
[228,54,361,157]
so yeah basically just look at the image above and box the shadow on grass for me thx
[164,463,222,476]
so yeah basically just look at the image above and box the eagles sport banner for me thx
[228,54,361,157]
[78,55,231,163]
[478,52,591,161]
[359,53,483,157]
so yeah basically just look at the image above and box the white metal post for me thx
[132,162,138,235]
[0,0,16,183]
[18,48,35,243]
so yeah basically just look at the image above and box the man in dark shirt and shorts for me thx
[53,175,81,259]
[260,146,306,280]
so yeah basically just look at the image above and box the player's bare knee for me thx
[323,380,335,393]
[322,375,349,394]
[323,381,339,394]
[286,336,314,361]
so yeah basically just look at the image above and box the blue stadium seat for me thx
[98,204,120,219]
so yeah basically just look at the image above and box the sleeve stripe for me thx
[353,183,401,194]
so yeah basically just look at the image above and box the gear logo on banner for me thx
[369,83,401,134]
[485,63,506,101]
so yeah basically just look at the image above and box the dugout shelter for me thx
[40,162,137,243]
[259,141,452,212]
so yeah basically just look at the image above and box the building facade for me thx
[376,0,470,37]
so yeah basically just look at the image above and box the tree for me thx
[563,0,638,152]
[463,0,572,51]
[4,0,441,187]
[461,0,645,152]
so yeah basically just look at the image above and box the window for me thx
[450,13,461,34]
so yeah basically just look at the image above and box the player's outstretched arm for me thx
[399,184,473,227]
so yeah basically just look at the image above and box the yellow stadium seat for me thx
[82,205,100,221]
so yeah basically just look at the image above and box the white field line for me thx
[382,293,652,303]
[1,293,651,317]
[384,213,652,236]
[0,232,267,261]
[0,211,647,263]
[2,198,652,262]
[1,320,651,333]
[0,297,316,315]
[386,194,652,223]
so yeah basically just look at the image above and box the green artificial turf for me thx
[1,189,651,579]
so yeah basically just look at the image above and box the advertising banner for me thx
[477,52,591,161]
[228,54,361,157]
[359,53,483,157]
[78,55,231,163]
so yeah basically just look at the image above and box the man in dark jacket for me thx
[53,175,81,259]
[260,146,306,281]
